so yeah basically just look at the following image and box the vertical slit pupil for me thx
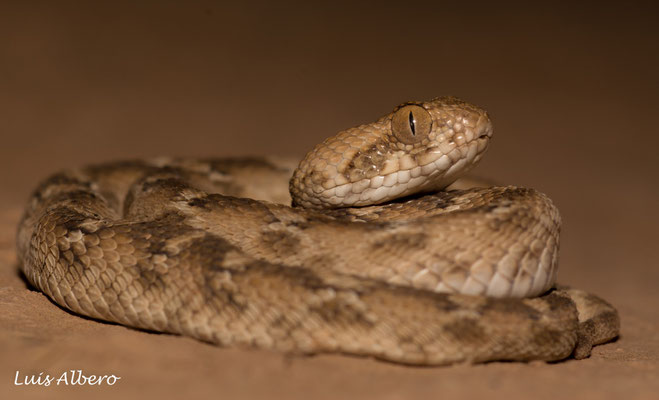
[408,111,416,135]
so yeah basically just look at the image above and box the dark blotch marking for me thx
[187,196,213,209]
[282,209,342,230]
[140,177,192,194]
[532,327,570,350]
[479,298,542,321]
[542,291,575,312]
[591,310,620,335]
[47,205,105,234]
[307,296,375,327]
[185,234,237,270]
[433,294,461,312]
[32,173,91,200]
[111,213,196,293]
[442,318,487,344]
[260,230,300,254]
[58,189,100,203]
[181,235,377,327]
[137,213,194,255]
[183,235,250,311]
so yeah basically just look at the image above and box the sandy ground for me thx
[1,2,658,399]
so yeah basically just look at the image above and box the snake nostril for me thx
[477,124,493,139]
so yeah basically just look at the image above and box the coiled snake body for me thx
[17,97,619,365]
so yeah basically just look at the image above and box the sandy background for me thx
[1,1,658,399]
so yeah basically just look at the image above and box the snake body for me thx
[16,97,619,365]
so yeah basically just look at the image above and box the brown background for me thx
[1,1,658,399]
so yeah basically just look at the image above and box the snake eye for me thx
[391,105,432,144]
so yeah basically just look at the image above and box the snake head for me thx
[290,96,493,209]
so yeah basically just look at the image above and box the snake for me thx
[16,97,619,365]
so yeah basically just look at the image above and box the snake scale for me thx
[17,97,619,365]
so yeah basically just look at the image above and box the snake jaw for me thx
[290,97,493,209]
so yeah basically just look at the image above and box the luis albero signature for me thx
[14,370,121,386]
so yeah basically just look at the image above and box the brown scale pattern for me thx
[16,98,619,365]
